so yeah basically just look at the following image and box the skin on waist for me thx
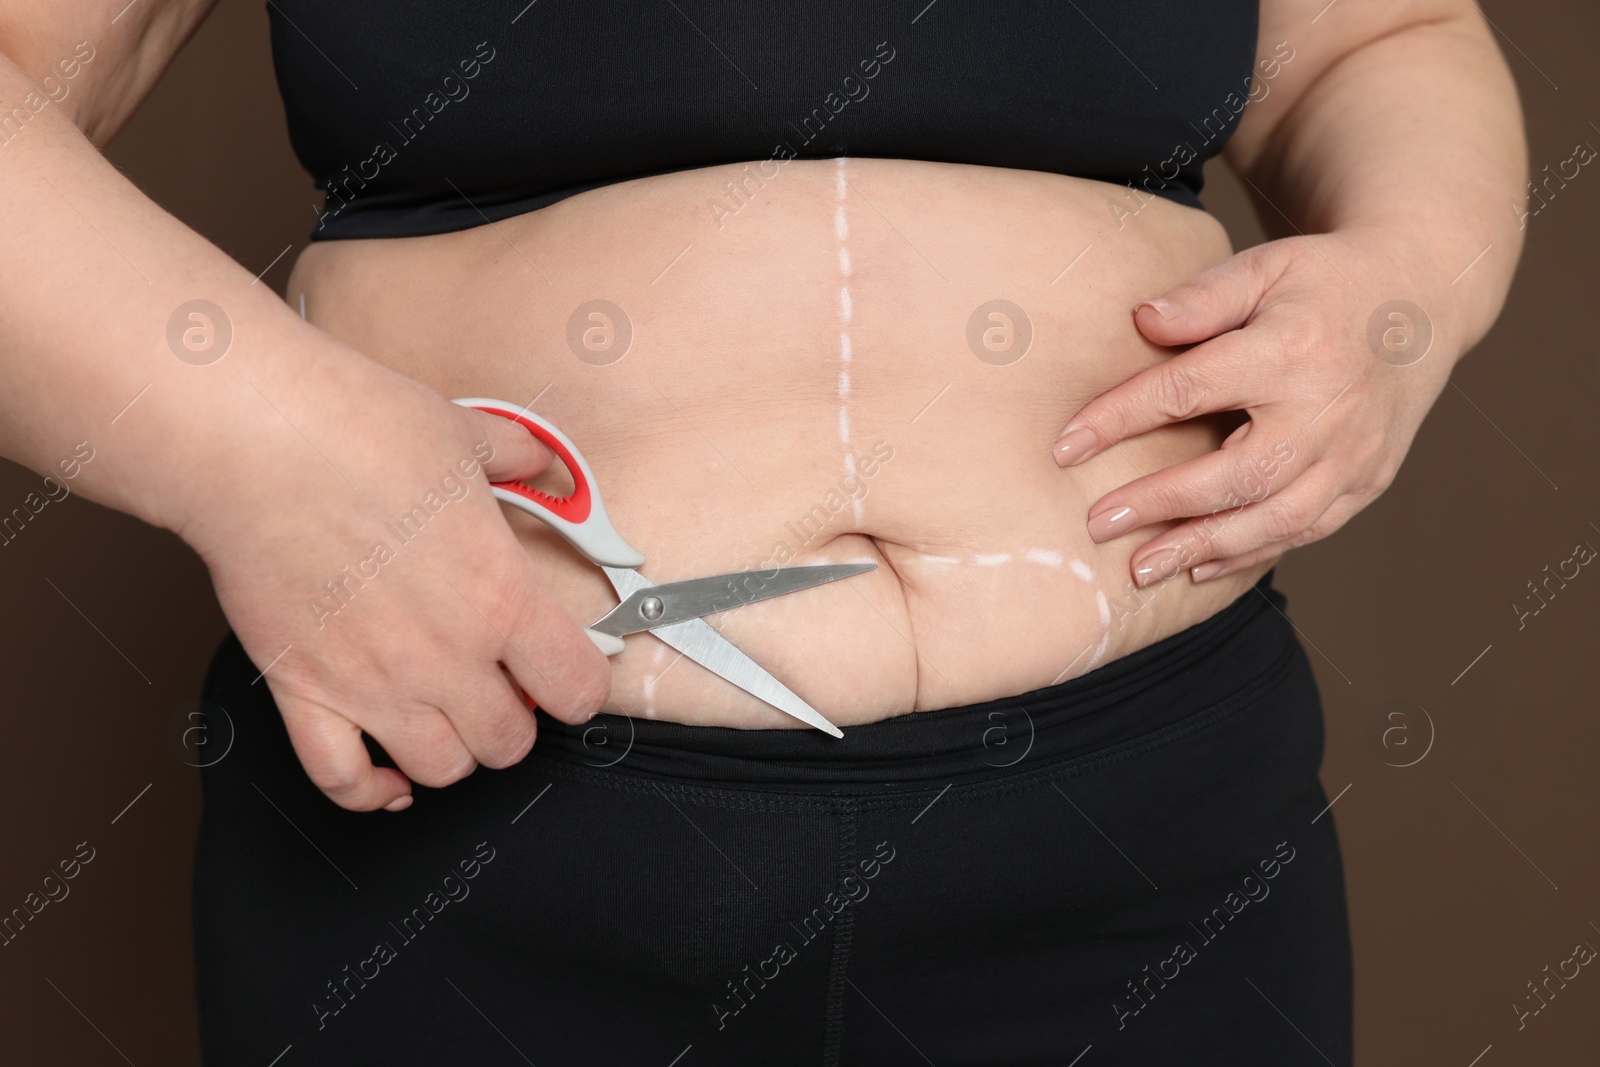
[287,158,1266,727]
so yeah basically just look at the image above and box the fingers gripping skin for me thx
[1052,243,1291,467]
[1049,233,1448,589]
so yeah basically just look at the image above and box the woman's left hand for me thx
[1051,229,1452,588]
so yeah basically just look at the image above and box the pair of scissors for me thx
[454,397,865,737]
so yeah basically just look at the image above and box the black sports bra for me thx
[267,1,1260,241]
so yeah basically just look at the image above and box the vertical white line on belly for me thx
[640,670,657,719]
[1087,588,1112,670]
[1087,630,1112,670]
[833,157,863,527]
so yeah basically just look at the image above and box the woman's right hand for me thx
[0,5,612,813]
[177,366,614,812]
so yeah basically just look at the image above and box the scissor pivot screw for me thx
[639,596,664,621]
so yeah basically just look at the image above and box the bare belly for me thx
[287,157,1272,729]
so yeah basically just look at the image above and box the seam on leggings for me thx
[532,629,1299,813]
[820,798,858,1067]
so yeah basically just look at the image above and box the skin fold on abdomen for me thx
[287,157,1273,730]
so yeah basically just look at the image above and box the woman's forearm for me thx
[1227,5,1527,358]
[0,48,396,538]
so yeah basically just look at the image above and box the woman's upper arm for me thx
[1228,0,1489,173]
[0,0,217,145]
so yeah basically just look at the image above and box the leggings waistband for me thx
[532,569,1298,789]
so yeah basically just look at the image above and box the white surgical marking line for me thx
[834,158,864,527]
[920,554,959,565]
[641,666,658,717]
[1095,589,1110,627]
[1087,628,1111,669]
[973,552,1012,566]
[298,292,307,319]
[1026,548,1064,568]
[1069,557,1095,583]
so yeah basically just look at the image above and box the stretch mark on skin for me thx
[833,157,865,526]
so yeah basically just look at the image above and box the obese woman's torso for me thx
[287,157,1272,729]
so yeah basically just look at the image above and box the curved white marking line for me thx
[1086,630,1111,670]
[640,640,675,719]
[1069,558,1095,583]
[1086,588,1112,670]
[973,553,1012,566]
[920,555,960,565]
[1026,548,1064,568]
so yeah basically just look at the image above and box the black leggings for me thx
[193,570,1351,1066]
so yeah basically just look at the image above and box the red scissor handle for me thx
[453,398,646,569]
[477,405,594,525]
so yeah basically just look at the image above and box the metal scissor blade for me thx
[589,563,876,638]
[601,567,845,737]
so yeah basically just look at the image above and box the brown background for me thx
[1,1,1596,1063]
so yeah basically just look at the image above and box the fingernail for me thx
[584,628,626,657]
[1133,548,1182,588]
[1053,426,1099,467]
[384,794,414,813]
[1137,298,1178,320]
[1191,560,1229,582]
[1087,505,1139,543]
